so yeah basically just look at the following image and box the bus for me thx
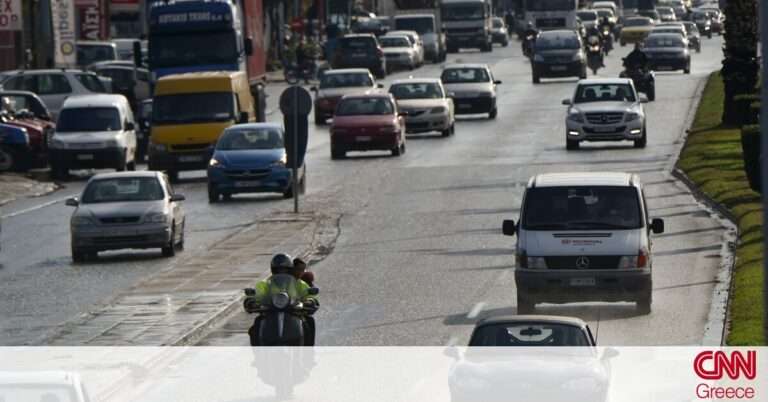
[523,0,579,31]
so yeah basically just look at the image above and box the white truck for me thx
[439,0,494,53]
[378,0,448,63]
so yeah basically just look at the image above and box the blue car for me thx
[207,123,306,202]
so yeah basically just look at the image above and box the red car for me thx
[330,93,406,159]
[0,91,56,170]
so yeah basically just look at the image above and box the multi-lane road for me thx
[0,35,731,346]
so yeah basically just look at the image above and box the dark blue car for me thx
[207,123,306,202]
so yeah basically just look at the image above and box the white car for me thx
[389,78,455,137]
[440,63,501,119]
[502,172,665,314]
[563,78,648,149]
[385,30,425,66]
[379,35,418,72]
[49,94,138,178]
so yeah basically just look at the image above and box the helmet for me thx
[270,253,294,274]
[527,21,534,29]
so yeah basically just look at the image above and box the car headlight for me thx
[625,112,640,122]
[51,138,67,149]
[430,106,446,114]
[104,139,119,148]
[71,216,95,226]
[534,54,545,62]
[151,142,167,152]
[572,52,583,61]
[209,157,225,168]
[272,292,291,309]
[527,256,547,269]
[568,111,585,123]
[146,213,169,223]
[270,155,287,167]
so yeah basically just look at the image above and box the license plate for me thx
[179,155,203,162]
[77,154,94,160]
[356,136,372,142]
[352,52,366,58]
[570,277,596,287]
[592,126,616,133]
[458,103,472,109]
[551,65,567,71]
[235,181,261,188]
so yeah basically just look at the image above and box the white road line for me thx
[1,195,75,219]
[466,302,486,320]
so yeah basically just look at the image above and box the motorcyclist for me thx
[600,15,612,33]
[245,253,318,346]
[624,41,649,72]
[584,25,605,67]
[522,22,538,55]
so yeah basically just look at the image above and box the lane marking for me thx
[466,302,486,319]
[1,195,75,219]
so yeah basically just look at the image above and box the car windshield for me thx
[217,127,284,150]
[522,186,643,230]
[624,18,652,27]
[441,68,489,83]
[319,73,373,89]
[390,83,444,99]
[336,98,394,116]
[574,83,636,103]
[394,17,434,34]
[77,45,117,67]
[577,12,597,21]
[380,37,411,48]
[469,323,591,346]
[57,107,122,132]
[492,18,504,28]
[82,177,165,204]
[152,92,234,124]
[441,5,483,21]
[597,10,613,18]
[149,31,238,68]
[535,35,580,50]
[645,36,685,48]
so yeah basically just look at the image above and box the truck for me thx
[147,0,266,121]
[378,0,447,63]
[522,0,579,31]
[439,0,494,53]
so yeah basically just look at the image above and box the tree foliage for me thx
[721,0,759,125]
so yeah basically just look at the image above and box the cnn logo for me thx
[694,351,757,380]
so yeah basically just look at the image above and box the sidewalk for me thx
[44,211,340,346]
[0,172,58,207]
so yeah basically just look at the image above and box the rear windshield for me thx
[336,97,394,116]
[390,82,444,100]
[82,177,165,204]
[574,83,636,103]
[577,11,598,21]
[441,68,489,84]
[535,35,580,50]
[340,38,377,50]
[380,37,411,48]
[624,18,652,27]
[469,323,591,346]
[153,92,235,124]
[57,107,122,132]
[522,186,643,230]
[645,36,685,48]
[319,73,372,89]
[217,127,284,150]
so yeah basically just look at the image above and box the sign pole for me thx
[293,86,299,214]
[760,0,768,343]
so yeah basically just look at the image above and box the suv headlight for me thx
[625,112,640,122]
[146,213,169,223]
[270,155,287,167]
[430,106,446,114]
[71,216,95,226]
[209,157,224,168]
[568,111,585,123]
[572,52,583,61]
[516,250,547,269]
[104,139,119,148]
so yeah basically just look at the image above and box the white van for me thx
[50,94,138,178]
[502,172,665,314]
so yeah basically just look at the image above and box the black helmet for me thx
[270,253,294,274]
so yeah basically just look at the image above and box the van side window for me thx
[38,74,73,95]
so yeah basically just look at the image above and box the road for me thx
[1,35,729,346]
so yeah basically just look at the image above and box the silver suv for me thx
[562,78,648,150]
[0,69,111,119]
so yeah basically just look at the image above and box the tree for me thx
[721,0,759,125]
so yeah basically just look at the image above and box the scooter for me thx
[586,35,604,75]
[601,26,614,55]
[522,34,535,59]
[620,61,656,101]
[244,274,319,346]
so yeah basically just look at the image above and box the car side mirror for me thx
[308,287,320,296]
[170,194,186,202]
[639,94,649,103]
[377,83,384,88]
[238,111,249,124]
[502,219,517,236]
[494,80,502,85]
[125,121,135,131]
[65,197,79,207]
[651,218,665,234]
[562,98,572,105]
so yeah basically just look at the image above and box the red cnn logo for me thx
[694,351,757,380]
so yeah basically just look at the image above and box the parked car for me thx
[0,69,111,119]
[329,93,406,159]
[490,17,510,47]
[311,68,382,125]
[469,316,597,346]
[49,94,138,178]
[389,78,455,137]
[0,123,32,172]
[530,30,586,83]
[207,123,306,202]
[385,30,425,67]
[644,33,691,74]
[76,41,118,68]
[502,172,665,314]
[332,34,387,79]
[66,171,186,262]
[0,91,55,170]
[379,35,418,72]
[563,78,648,149]
[440,64,500,118]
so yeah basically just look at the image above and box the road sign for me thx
[280,86,312,213]
[279,85,313,116]
[0,0,22,31]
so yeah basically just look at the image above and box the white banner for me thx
[0,347,765,402]
[51,0,76,67]
[0,0,22,31]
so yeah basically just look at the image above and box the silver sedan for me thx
[66,171,186,262]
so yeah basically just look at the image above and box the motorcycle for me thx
[586,35,604,75]
[620,61,656,101]
[601,26,614,55]
[285,61,317,85]
[522,34,536,59]
[244,273,319,346]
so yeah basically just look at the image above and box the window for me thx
[393,16,435,34]
[574,83,636,103]
[336,98,394,116]
[380,37,411,48]
[319,73,373,89]
[522,186,643,230]
[76,74,107,93]
[152,92,235,124]
[37,74,72,95]
[645,36,685,48]
[57,107,122,132]
[149,31,238,68]
[82,177,166,204]
[469,323,591,346]
[216,127,284,150]
[389,83,444,100]
[535,35,581,50]
[440,68,490,84]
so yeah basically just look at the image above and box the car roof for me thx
[324,68,372,76]
[577,78,633,85]
[646,33,686,40]
[387,30,419,36]
[475,315,588,328]
[0,371,81,386]
[90,171,161,180]
[341,92,392,100]
[531,172,637,188]
[342,33,377,39]
[390,77,442,85]
[443,63,489,70]
[0,90,41,98]
[77,40,115,46]
[62,94,128,109]
[226,122,283,131]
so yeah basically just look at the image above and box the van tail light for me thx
[637,249,648,268]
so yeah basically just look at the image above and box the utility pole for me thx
[760,0,768,343]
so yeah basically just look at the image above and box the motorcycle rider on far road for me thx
[522,22,538,57]
[624,41,649,72]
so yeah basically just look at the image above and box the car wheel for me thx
[634,127,648,148]
[707,32,712,39]
[502,39,509,47]
[441,126,452,137]
[127,160,136,171]
[391,143,402,157]
[208,185,219,203]
[162,226,177,257]
[314,111,326,125]
[647,85,656,101]
[51,164,70,181]
[696,44,701,53]
[0,146,17,172]
[283,185,294,199]
[300,169,307,194]
[684,63,691,74]
[566,139,580,150]
[620,40,626,46]
[176,221,185,251]
[116,155,127,172]
[222,193,232,202]
[532,71,540,84]
[579,66,588,79]
[72,246,87,263]
[330,144,345,160]
[489,108,498,119]
[517,293,535,314]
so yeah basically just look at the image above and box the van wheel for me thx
[634,128,647,148]
[517,293,535,314]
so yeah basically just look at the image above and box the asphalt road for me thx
[201,35,731,346]
[0,34,728,346]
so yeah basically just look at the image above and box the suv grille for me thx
[99,216,141,224]
[585,112,624,125]
[545,255,622,269]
